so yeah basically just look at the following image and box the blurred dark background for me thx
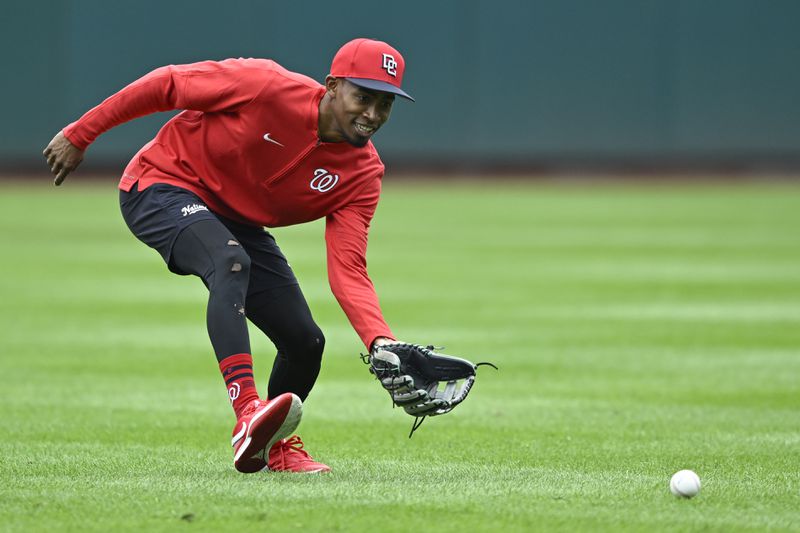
[3,0,800,174]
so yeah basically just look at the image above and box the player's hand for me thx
[43,131,84,186]
[371,337,399,351]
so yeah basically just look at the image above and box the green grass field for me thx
[1,179,799,532]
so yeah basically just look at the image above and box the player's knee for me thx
[291,325,325,364]
[217,241,251,278]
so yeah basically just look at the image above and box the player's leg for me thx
[170,220,252,369]
[119,183,301,473]
[218,220,326,400]
[222,220,330,472]
[246,286,330,473]
[246,284,325,401]
[171,225,304,472]
[120,183,258,410]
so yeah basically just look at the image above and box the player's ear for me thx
[325,76,340,97]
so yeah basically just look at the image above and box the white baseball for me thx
[670,469,701,498]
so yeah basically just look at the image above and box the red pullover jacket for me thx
[63,58,394,348]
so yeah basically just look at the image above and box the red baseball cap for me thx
[330,38,415,101]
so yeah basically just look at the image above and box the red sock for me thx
[218,353,260,417]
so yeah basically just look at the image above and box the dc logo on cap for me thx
[382,53,397,77]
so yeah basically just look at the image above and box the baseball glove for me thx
[362,343,497,437]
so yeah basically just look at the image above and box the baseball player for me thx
[43,38,414,474]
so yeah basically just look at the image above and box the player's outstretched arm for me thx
[43,131,84,186]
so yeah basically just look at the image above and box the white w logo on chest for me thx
[310,168,340,193]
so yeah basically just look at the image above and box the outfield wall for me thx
[3,0,800,169]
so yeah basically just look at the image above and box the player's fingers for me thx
[54,168,69,186]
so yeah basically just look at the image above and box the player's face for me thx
[328,79,394,147]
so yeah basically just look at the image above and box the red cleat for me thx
[231,393,302,473]
[268,435,331,473]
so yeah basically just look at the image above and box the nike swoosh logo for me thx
[263,133,284,147]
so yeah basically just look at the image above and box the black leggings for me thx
[171,219,325,401]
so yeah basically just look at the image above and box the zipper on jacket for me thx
[265,140,321,187]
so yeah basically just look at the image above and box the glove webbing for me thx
[408,362,496,438]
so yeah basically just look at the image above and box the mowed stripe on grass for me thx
[0,180,798,532]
